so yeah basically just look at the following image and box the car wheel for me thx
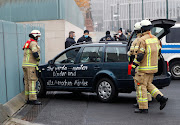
[37,79,46,97]
[96,78,117,102]
[170,61,180,80]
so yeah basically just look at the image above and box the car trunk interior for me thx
[154,55,165,76]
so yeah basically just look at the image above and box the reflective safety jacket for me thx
[134,31,161,74]
[127,33,142,63]
[22,39,40,67]
[128,33,142,57]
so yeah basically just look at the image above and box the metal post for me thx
[166,0,168,19]
[117,3,119,30]
[142,0,144,20]
[129,3,131,31]
[111,5,114,31]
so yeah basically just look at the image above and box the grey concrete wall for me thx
[0,20,45,105]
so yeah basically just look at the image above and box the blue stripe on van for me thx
[162,45,180,48]
[161,50,180,53]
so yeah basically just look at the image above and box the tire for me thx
[170,61,180,80]
[37,79,46,97]
[96,78,118,102]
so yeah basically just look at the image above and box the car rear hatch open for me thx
[128,19,176,49]
[151,19,176,39]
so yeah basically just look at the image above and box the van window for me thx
[166,28,180,43]
[105,47,127,62]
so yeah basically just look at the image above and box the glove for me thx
[36,57,40,62]
[131,67,136,77]
[37,61,40,66]
[131,62,139,77]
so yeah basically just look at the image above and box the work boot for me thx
[30,100,42,105]
[156,94,168,110]
[134,109,148,113]
[26,100,30,104]
[133,103,139,108]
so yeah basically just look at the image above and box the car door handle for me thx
[94,66,100,70]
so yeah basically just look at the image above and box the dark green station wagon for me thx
[37,19,174,102]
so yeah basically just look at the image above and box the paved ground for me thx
[6,80,180,125]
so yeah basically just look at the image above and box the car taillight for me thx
[166,61,169,72]
[128,64,132,75]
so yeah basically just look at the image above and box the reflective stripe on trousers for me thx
[29,81,37,95]
[151,88,159,97]
[138,86,148,103]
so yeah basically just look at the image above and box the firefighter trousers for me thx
[135,72,163,109]
[23,67,38,101]
[134,79,152,103]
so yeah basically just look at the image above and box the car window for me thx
[166,28,180,43]
[151,27,164,38]
[80,47,103,63]
[55,48,80,64]
[105,46,127,62]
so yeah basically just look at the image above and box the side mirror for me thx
[48,60,54,65]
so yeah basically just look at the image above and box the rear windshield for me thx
[105,46,127,62]
[166,28,180,43]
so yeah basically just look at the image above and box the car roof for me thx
[70,42,127,48]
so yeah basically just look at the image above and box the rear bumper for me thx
[153,72,171,89]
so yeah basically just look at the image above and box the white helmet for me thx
[140,19,153,31]
[134,22,142,31]
[30,30,41,38]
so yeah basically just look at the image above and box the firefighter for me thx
[128,22,152,108]
[22,30,42,105]
[131,20,168,113]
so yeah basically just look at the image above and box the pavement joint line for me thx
[84,92,90,125]
[4,118,43,125]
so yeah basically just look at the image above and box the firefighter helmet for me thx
[140,19,153,31]
[30,30,41,38]
[134,22,142,31]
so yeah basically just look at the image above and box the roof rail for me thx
[71,42,93,46]
[99,41,127,44]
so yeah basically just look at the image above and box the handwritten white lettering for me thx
[72,64,88,71]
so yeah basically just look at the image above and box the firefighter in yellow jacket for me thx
[128,22,152,108]
[131,20,168,113]
[22,30,41,105]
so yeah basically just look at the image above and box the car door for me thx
[71,46,104,88]
[103,45,132,88]
[45,47,81,88]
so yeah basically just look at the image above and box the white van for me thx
[160,24,180,79]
